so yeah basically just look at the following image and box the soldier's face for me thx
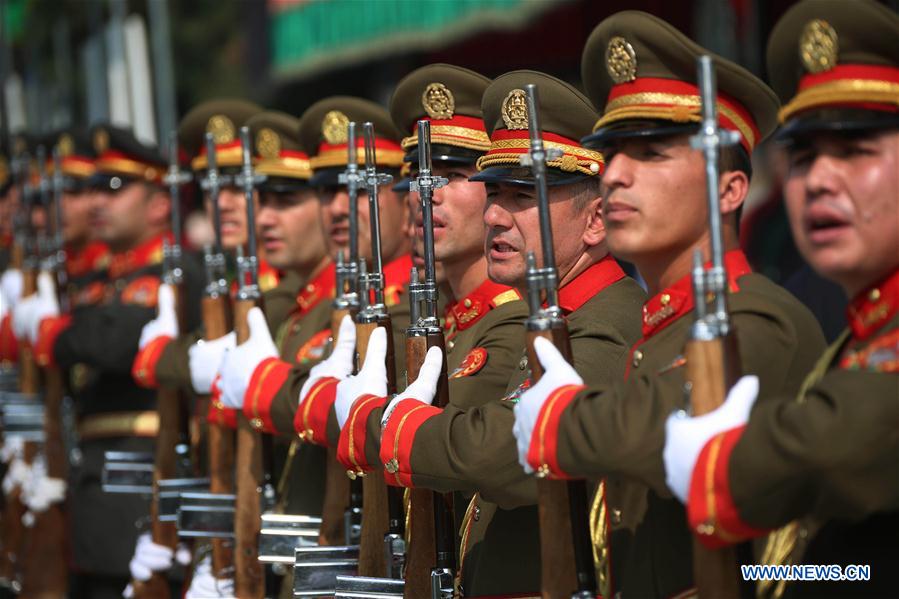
[0,187,18,237]
[203,185,254,250]
[598,135,710,271]
[483,182,596,289]
[92,182,154,247]
[319,182,411,264]
[410,163,486,273]
[62,190,94,246]
[258,188,327,272]
[783,129,899,297]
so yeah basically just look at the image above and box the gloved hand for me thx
[512,337,583,474]
[380,344,443,427]
[20,455,65,513]
[12,272,59,343]
[137,284,178,350]
[185,554,235,598]
[298,315,356,404]
[664,375,759,503]
[218,307,278,409]
[128,532,174,582]
[189,332,236,394]
[335,326,388,428]
[0,269,23,311]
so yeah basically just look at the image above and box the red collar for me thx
[258,258,281,292]
[847,269,899,341]
[558,255,626,314]
[450,278,522,331]
[67,241,109,278]
[108,234,167,278]
[296,261,336,316]
[382,254,414,290]
[641,249,752,339]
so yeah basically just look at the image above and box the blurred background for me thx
[5,0,893,339]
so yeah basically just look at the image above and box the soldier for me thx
[510,12,829,597]
[16,124,200,597]
[664,1,899,597]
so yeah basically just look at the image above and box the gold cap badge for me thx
[800,19,838,74]
[606,36,637,84]
[256,128,280,159]
[501,89,529,130]
[57,134,74,158]
[206,115,236,144]
[322,110,349,145]
[422,82,455,120]
[93,129,109,154]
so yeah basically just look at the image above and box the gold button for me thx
[447,340,455,352]
[632,350,643,368]
[869,288,881,302]
[695,522,716,536]
[385,458,399,474]
[251,418,263,430]
[306,284,315,292]
[519,356,528,370]
[463,298,472,308]
[536,464,550,478]
[473,506,481,521]
[611,508,622,525]
[660,293,670,306]
[347,470,357,480]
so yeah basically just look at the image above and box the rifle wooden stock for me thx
[318,307,356,546]
[232,298,266,599]
[684,332,741,598]
[202,295,235,578]
[528,327,596,599]
[355,319,397,577]
[402,332,451,598]
[18,269,39,394]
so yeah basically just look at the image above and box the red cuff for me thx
[34,315,72,368]
[131,335,173,388]
[206,376,238,429]
[243,357,292,434]
[688,425,768,548]
[0,313,18,364]
[337,394,386,477]
[379,398,442,488]
[526,384,585,479]
[295,377,339,446]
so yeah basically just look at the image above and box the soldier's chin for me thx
[486,261,523,288]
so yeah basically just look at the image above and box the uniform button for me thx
[447,340,455,352]
[463,298,472,308]
[611,508,622,525]
[660,293,670,306]
[869,288,881,302]
[519,356,528,370]
[251,418,264,430]
[536,464,550,478]
[385,458,399,474]
[306,284,315,292]
[473,506,481,521]
[695,522,715,536]
[632,350,643,368]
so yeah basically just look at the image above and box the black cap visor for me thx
[775,108,899,142]
[468,165,588,187]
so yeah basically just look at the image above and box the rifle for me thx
[320,121,364,547]
[19,146,69,598]
[232,126,272,599]
[354,122,404,579]
[198,131,236,581]
[402,119,454,599]
[130,132,193,599]
[684,55,742,598]
[519,85,596,599]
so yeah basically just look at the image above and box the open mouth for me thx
[488,238,518,260]
[804,205,851,243]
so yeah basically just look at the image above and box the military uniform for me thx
[517,12,828,597]
[32,126,202,589]
[684,3,899,597]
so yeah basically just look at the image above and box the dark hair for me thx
[568,176,602,212]
[719,145,752,181]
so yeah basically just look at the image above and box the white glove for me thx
[128,532,175,582]
[217,307,278,409]
[138,284,178,350]
[0,288,9,322]
[2,456,31,495]
[189,332,236,394]
[20,455,66,513]
[381,345,443,428]
[664,375,759,503]
[185,554,235,598]
[335,326,388,429]
[0,269,23,311]
[12,272,59,343]
[298,315,356,404]
[512,337,583,474]
[0,437,25,463]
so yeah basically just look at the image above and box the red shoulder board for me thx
[839,329,899,373]
[296,329,332,365]
[121,276,160,307]
[449,347,487,379]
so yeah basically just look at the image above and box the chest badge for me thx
[449,347,487,379]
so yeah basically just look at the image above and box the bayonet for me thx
[199,132,229,297]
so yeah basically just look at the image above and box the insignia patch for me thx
[121,276,161,308]
[606,36,637,84]
[422,82,455,120]
[800,19,838,74]
[501,89,529,130]
[93,129,109,154]
[256,128,280,159]
[74,281,106,307]
[57,134,74,158]
[296,329,332,365]
[839,329,899,373]
[259,271,278,292]
[322,111,349,145]
[502,378,531,403]
[206,115,236,144]
[449,347,487,379]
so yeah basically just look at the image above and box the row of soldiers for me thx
[0,1,896,597]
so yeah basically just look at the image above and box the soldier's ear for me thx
[718,170,748,217]
[581,195,605,248]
